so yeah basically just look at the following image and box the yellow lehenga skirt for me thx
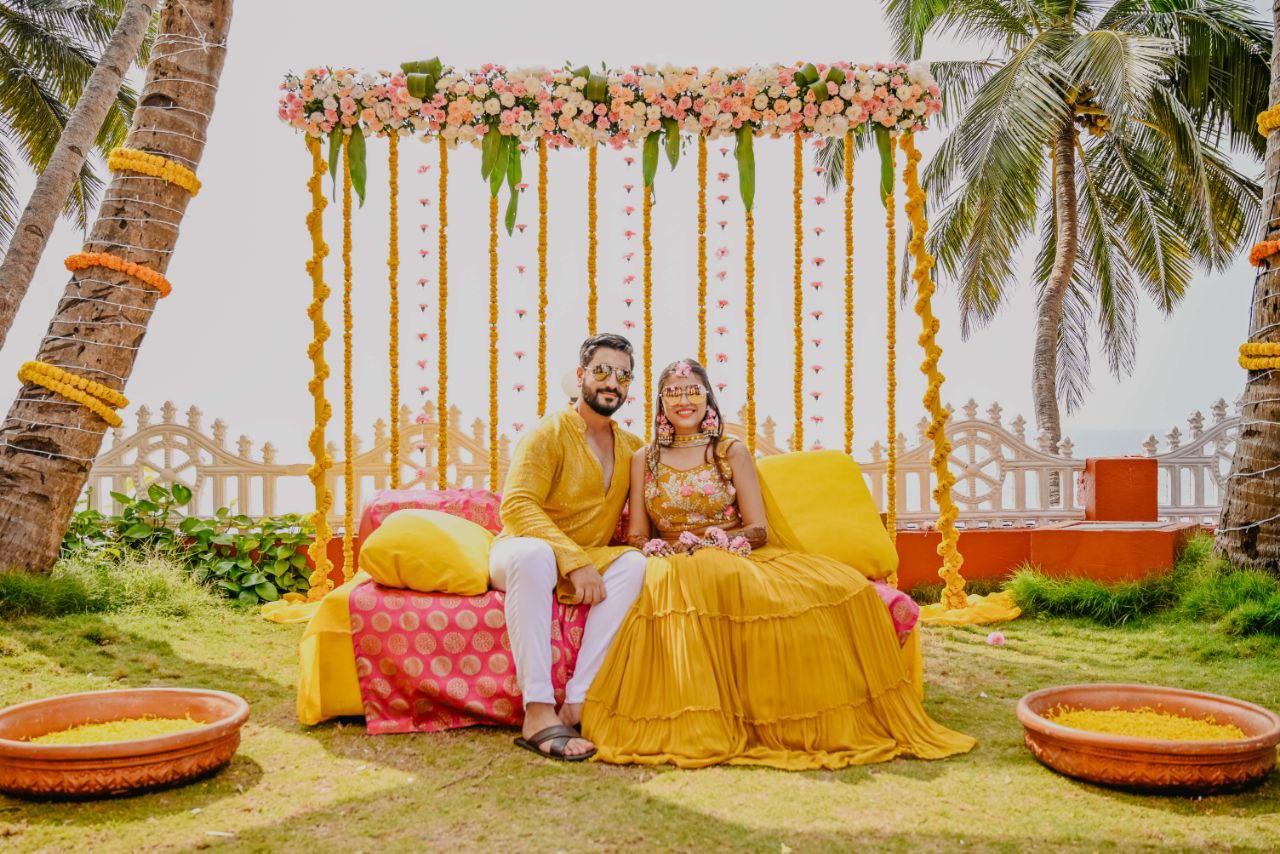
[583,545,976,769]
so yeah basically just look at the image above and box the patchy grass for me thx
[0,551,220,619]
[0,591,1277,851]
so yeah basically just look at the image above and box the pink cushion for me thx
[872,581,919,643]
[361,487,503,538]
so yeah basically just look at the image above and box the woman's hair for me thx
[646,358,733,487]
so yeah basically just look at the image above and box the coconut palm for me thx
[0,0,147,245]
[822,0,1267,456]
[1217,3,1280,573]
[0,0,231,572]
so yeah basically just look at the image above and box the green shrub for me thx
[0,551,219,618]
[1219,592,1280,638]
[61,485,316,605]
[1006,570,1179,625]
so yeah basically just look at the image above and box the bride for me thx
[582,358,975,769]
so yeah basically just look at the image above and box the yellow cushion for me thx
[358,509,493,595]
[297,572,367,725]
[755,450,898,581]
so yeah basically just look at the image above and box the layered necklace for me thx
[669,432,714,448]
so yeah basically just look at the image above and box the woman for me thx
[582,358,975,769]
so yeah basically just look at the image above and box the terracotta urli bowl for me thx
[1017,683,1280,795]
[0,688,249,800]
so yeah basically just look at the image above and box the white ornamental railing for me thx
[84,398,1237,529]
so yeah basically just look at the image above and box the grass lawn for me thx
[1,599,1277,853]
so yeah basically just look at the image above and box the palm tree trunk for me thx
[1035,116,1078,504]
[0,0,232,573]
[1215,4,1280,574]
[0,0,155,351]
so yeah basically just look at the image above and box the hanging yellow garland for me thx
[436,137,450,490]
[537,137,549,418]
[388,132,401,488]
[842,129,855,457]
[340,133,355,582]
[587,144,599,336]
[64,251,172,297]
[901,133,965,608]
[745,208,757,455]
[643,184,654,441]
[489,192,500,492]
[792,132,805,452]
[107,147,201,195]
[1257,104,1280,137]
[17,361,127,427]
[303,137,333,599]
[885,134,898,551]
[697,135,708,365]
[1239,341,1280,370]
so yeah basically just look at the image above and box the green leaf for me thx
[825,66,846,86]
[218,580,241,593]
[241,572,267,587]
[348,126,367,207]
[214,560,235,576]
[642,132,660,188]
[875,126,893,207]
[133,500,159,514]
[237,590,259,605]
[290,553,309,568]
[255,583,280,602]
[123,523,153,539]
[662,118,680,169]
[178,516,202,534]
[170,483,193,505]
[570,65,590,82]
[274,544,294,559]
[809,80,829,103]
[585,73,608,103]
[109,491,132,505]
[273,558,291,576]
[796,63,819,86]
[405,72,436,100]
[480,124,501,180]
[734,125,755,212]
[147,483,167,503]
[327,126,342,191]
[489,131,508,197]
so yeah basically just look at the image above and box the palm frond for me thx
[0,136,21,248]
[884,0,954,59]
[1061,29,1175,120]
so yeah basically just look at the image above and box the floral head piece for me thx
[673,360,693,378]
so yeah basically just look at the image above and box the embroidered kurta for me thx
[496,407,644,602]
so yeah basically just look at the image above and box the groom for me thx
[490,332,646,761]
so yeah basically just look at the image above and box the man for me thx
[490,332,646,761]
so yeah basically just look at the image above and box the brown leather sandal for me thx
[513,724,596,762]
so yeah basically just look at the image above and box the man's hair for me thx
[579,332,635,369]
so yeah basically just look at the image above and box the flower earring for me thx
[701,408,721,437]
[657,411,675,446]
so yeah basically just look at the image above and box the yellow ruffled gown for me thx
[583,440,976,769]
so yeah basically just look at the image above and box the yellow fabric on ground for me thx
[296,573,368,725]
[262,598,323,624]
[919,591,1021,626]
[583,545,975,770]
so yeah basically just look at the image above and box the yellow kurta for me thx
[496,407,644,603]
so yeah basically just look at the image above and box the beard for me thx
[582,385,623,417]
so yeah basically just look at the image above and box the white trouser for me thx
[489,537,646,707]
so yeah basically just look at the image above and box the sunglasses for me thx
[661,385,708,404]
[589,364,634,384]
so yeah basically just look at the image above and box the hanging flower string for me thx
[843,129,855,456]
[340,134,356,582]
[1248,239,1280,267]
[744,207,757,454]
[587,145,599,335]
[885,134,898,547]
[65,252,171,297]
[488,192,501,491]
[537,136,549,417]
[697,135,708,365]
[387,132,401,488]
[107,147,201,195]
[792,132,805,451]
[643,183,654,440]
[17,361,127,428]
[1239,341,1280,370]
[303,137,334,599]
[436,137,450,489]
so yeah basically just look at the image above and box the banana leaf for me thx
[504,136,522,234]
[570,65,590,81]
[795,63,819,86]
[809,80,829,102]
[662,117,680,169]
[825,66,846,86]
[348,126,367,207]
[875,126,893,208]
[406,73,436,100]
[585,73,608,103]
[489,131,509,197]
[735,125,755,212]
[480,124,501,180]
[642,131,660,188]
[327,126,342,195]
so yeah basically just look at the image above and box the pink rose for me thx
[986,632,1006,647]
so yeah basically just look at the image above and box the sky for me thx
[0,0,1265,474]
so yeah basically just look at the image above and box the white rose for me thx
[753,94,768,109]
[768,84,782,97]
[500,92,515,107]
[872,71,888,85]
[485,98,500,115]
[789,98,802,113]
[453,81,469,95]
[907,60,936,89]
[322,96,337,109]
[571,76,586,89]
[831,115,849,135]
[562,103,578,118]
[897,85,912,100]
[716,113,732,129]
[859,84,874,100]
[647,104,661,120]
[525,76,542,93]
[839,83,855,100]
[913,101,927,115]
[474,83,490,97]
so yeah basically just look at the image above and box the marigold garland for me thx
[1249,239,1280,267]
[884,135,898,551]
[388,132,401,488]
[489,192,501,491]
[65,251,171,297]
[17,360,128,427]
[340,134,355,582]
[1239,341,1280,370]
[643,184,654,441]
[744,208,757,455]
[902,133,965,608]
[436,137,450,489]
[587,144,599,336]
[792,132,805,452]
[537,137,549,418]
[107,147,201,195]
[1257,104,1280,137]
[842,129,855,457]
[303,137,334,599]
[697,135,708,365]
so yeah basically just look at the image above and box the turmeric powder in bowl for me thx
[27,715,203,746]
[1044,706,1246,742]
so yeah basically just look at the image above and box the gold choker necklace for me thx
[670,432,714,447]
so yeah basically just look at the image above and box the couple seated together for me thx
[490,332,976,767]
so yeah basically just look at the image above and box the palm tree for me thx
[0,0,155,352]
[0,0,231,573]
[823,0,1267,458]
[1216,2,1280,574]
[0,1,147,246]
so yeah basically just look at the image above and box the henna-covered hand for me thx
[741,524,768,549]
